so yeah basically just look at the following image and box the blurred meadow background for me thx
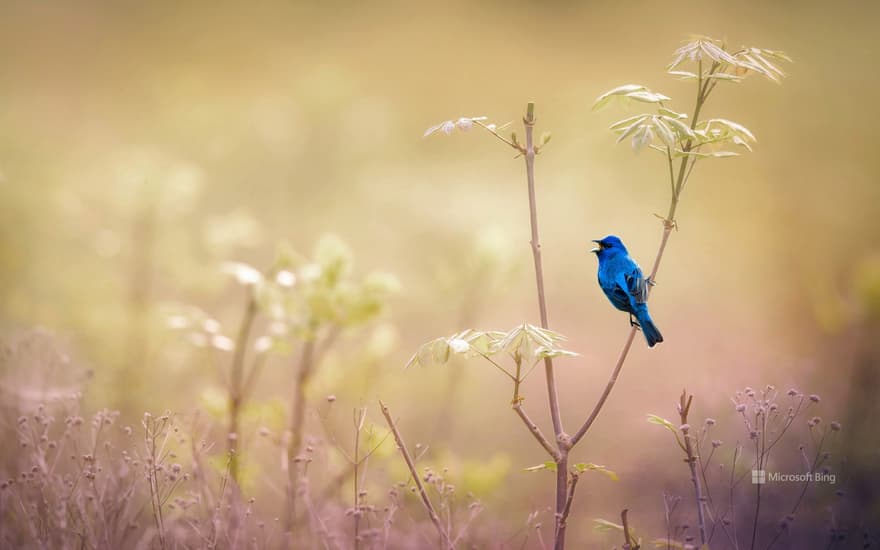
[1,0,879,548]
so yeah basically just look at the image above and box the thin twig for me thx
[474,120,523,151]
[555,473,580,543]
[511,351,558,460]
[570,330,637,446]
[512,404,559,460]
[679,390,708,547]
[621,508,639,550]
[379,400,452,549]
[353,407,366,550]
[284,337,317,537]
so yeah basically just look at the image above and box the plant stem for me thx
[764,429,828,550]
[570,331,637,446]
[512,354,559,460]
[228,295,258,484]
[679,391,708,546]
[621,508,638,550]
[284,338,316,537]
[523,103,564,440]
[513,404,559,460]
[749,406,768,550]
[379,401,451,549]
[353,408,365,550]
[571,59,718,447]
[521,102,570,550]
[556,472,580,544]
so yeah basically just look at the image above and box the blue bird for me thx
[591,235,663,347]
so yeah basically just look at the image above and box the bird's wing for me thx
[623,264,648,305]
[606,279,631,311]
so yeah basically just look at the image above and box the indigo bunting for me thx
[591,235,663,347]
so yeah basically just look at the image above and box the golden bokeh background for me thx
[1,0,878,546]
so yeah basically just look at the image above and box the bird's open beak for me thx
[590,240,601,254]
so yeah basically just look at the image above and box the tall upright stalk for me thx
[522,61,719,547]
[283,338,316,535]
[520,103,571,549]
[228,295,258,483]
[678,391,708,546]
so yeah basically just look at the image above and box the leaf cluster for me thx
[405,323,578,381]
[594,36,790,157]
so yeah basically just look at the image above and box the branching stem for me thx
[379,401,452,549]
[679,390,708,546]
[570,58,722,448]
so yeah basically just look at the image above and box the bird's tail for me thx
[636,311,663,347]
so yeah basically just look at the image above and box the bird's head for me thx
[590,235,628,260]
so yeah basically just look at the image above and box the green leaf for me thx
[652,117,676,149]
[631,125,654,152]
[574,462,619,481]
[711,118,756,141]
[593,85,670,111]
[497,323,567,357]
[593,84,647,111]
[667,70,697,80]
[406,337,449,368]
[609,114,650,130]
[669,37,736,70]
[694,119,757,153]
[647,414,678,435]
[660,116,696,140]
[592,518,624,532]
[731,135,753,152]
[657,107,687,119]
[274,241,306,270]
[733,47,791,83]
[524,461,557,473]
[539,131,552,146]
[615,118,647,144]
[707,72,743,82]
[524,324,566,347]
[469,330,506,355]
[625,90,671,104]
[314,234,353,286]
[698,39,738,65]
[535,347,579,359]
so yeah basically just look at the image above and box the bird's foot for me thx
[629,315,642,330]
[646,276,657,287]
